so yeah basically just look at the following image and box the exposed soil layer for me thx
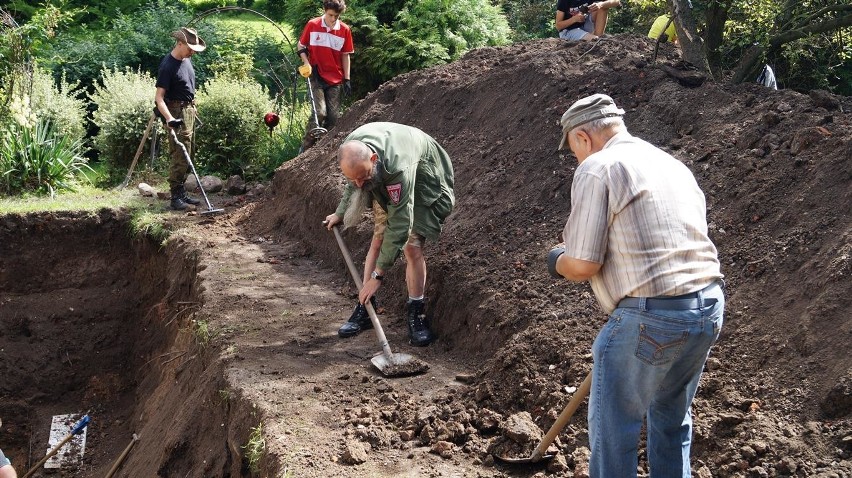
[1,34,851,478]
[0,211,252,477]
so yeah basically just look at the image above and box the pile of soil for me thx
[2,33,849,477]
[248,35,851,476]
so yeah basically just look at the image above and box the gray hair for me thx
[575,116,625,135]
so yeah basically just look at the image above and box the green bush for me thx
[90,66,157,182]
[42,2,220,91]
[30,68,88,145]
[0,119,92,196]
[352,0,511,91]
[194,73,275,180]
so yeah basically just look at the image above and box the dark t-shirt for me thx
[557,0,589,31]
[156,53,196,101]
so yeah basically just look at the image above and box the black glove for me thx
[343,79,352,96]
[168,119,184,129]
[548,247,566,279]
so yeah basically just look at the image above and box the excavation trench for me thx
[0,211,253,477]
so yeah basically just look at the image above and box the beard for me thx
[342,162,380,230]
[343,188,371,230]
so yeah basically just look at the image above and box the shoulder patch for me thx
[386,183,402,204]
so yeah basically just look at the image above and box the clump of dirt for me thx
[248,34,851,475]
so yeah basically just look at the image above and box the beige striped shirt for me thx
[562,132,723,313]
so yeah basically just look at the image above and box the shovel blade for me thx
[371,352,429,377]
[493,452,555,464]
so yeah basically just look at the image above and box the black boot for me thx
[338,297,377,338]
[177,184,201,205]
[170,187,188,210]
[406,299,434,347]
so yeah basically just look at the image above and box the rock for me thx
[156,191,170,200]
[501,412,543,445]
[821,370,852,418]
[546,453,569,473]
[225,175,246,195]
[137,182,156,197]
[572,446,591,478]
[475,409,501,433]
[748,465,769,477]
[399,430,416,441]
[184,174,199,192]
[340,441,368,465]
[201,175,223,193]
[431,440,454,458]
[695,465,713,478]
[740,445,757,461]
[705,357,722,371]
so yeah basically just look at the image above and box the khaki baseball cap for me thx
[558,94,625,150]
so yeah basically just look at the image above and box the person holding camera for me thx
[556,0,621,41]
[154,27,206,210]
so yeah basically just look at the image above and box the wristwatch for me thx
[370,270,384,281]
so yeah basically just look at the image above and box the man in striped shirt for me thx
[548,94,724,478]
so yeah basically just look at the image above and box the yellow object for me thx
[648,15,677,42]
[298,64,312,78]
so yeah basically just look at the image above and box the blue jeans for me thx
[588,282,724,478]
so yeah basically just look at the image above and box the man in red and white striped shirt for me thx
[297,0,354,151]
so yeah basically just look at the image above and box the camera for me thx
[570,3,590,15]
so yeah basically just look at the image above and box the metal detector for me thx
[168,128,224,215]
[305,76,328,140]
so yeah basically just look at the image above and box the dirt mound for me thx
[247,33,851,475]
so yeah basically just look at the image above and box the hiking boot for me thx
[406,299,434,347]
[338,297,377,338]
[170,187,189,210]
[176,184,201,205]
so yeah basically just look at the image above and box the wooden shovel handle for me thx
[330,224,396,359]
[530,371,592,462]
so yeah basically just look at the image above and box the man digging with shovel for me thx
[324,122,455,347]
[548,94,724,477]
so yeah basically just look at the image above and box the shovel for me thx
[22,414,90,478]
[329,223,428,377]
[168,128,224,215]
[495,371,591,464]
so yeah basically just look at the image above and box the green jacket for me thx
[335,122,455,270]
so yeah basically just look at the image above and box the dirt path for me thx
[189,203,498,477]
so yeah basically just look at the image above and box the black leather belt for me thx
[165,99,195,108]
[618,281,721,311]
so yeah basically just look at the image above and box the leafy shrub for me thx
[352,0,511,91]
[0,119,92,196]
[89,66,156,182]
[29,68,88,145]
[194,73,275,180]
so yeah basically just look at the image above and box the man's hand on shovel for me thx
[359,271,382,304]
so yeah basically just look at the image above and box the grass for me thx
[129,208,171,245]
[243,422,265,474]
[0,184,154,214]
[213,12,296,42]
